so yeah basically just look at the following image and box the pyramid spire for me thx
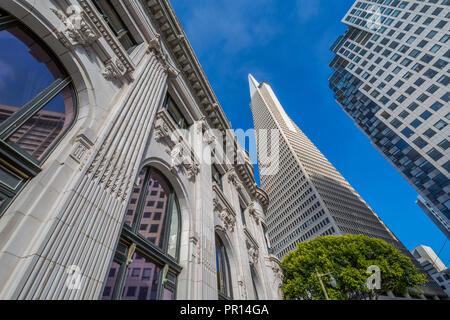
[248,74,260,98]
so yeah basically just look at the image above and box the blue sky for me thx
[171,0,449,265]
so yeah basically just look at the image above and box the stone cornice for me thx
[236,162,269,211]
[143,0,269,209]
[143,0,230,132]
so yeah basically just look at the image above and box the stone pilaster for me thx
[10,54,168,299]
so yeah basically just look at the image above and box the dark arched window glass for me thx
[216,234,233,300]
[102,167,181,300]
[0,9,76,216]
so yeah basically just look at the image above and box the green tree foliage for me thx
[281,235,427,300]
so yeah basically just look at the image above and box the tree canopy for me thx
[281,235,426,300]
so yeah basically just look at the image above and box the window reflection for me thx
[92,0,137,53]
[121,253,161,300]
[137,171,171,248]
[103,167,181,300]
[102,261,121,300]
[4,87,74,160]
[216,235,233,300]
[0,26,62,124]
[124,168,146,228]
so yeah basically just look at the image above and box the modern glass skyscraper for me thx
[329,0,449,238]
[248,74,446,299]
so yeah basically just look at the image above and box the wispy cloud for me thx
[0,59,15,89]
[296,0,321,22]
[179,0,280,55]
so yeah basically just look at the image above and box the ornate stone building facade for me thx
[0,0,282,300]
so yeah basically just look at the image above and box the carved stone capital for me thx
[219,208,236,232]
[203,129,216,146]
[247,203,260,224]
[51,8,100,48]
[185,162,200,181]
[246,241,259,266]
[103,58,127,81]
[214,198,236,232]
[148,34,180,78]
[227,170,239,187]
[169,142,185,174]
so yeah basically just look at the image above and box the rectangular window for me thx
[212,165,223,190]
[165,95,188,129]
[93,0,137,53]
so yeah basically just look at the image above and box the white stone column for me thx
[7,54,169,300]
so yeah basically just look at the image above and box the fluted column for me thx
[14,54,169,300]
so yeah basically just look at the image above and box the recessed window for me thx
[420,111,432,120]
[410,119,422,128]
[438,140,449,151]
[401,127,414,138]
[92,0,137,53]
[212,165,223,190]
[423,129,436,139]
[413,137,428,149]
[427,148,443,161]
[165,95,188,129]
[434,120,447,130]
[430,102,443,111]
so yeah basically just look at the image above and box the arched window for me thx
[102,167,181,300]
[216,234,233,300]
[0,9,76,216]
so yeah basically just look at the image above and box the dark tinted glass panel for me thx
[0,26,64,125]
[138,170,170,249]
[0,164,22,189]
[124,168,147,228]
[166,97,187,129]
[93,0,136,52]
[121,252,161,300]
[102,261,122,300]
[216,235,232,299]
[5,86,74,160]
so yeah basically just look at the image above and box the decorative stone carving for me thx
[154,119,175,150]
[247,241,259,266]
[51,7,100,48]
[227,170,239,187]
[154,111,200,181]
[70,133,94,169]
[103,58,127,81]
[219,209,236,232]
[203,129,216,146]
[52,1,136,83]
[247,203,260,224]
[169,142,184,174]
[185,162,200,181]
[147,34,180,78]
[213,198,236,232]
[272,264,284,281]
